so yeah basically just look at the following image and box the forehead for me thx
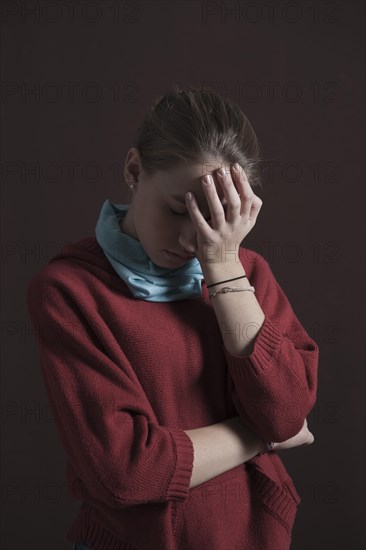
[158,159,229,203]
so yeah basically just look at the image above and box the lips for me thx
[167,250,195,260]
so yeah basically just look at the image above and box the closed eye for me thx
[170,208,187,216]
[170,208,211,222]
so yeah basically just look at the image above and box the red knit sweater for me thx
[26,237,318,550]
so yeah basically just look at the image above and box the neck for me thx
[120,206,136,240]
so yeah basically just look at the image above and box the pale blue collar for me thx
[95,199,204,302]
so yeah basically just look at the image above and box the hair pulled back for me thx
[133,84,262,188]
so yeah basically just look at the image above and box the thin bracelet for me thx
[206,275,247,289]
[208,285,255,300]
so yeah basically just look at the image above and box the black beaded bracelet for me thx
[206,275,247,289]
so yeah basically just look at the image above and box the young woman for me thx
[27,87,318,550]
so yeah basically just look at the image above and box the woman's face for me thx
[121,149,229,268]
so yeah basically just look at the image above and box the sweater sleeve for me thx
[223,251,319,443]
[26,271,194,509]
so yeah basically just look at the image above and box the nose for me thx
[178,218,198,255]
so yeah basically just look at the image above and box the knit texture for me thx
[26,238,319,550]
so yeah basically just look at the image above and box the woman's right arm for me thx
[185,417,314,489]
[184,416,263,489]
[27,269,314,502]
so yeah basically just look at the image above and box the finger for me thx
[249,195,263,224]
[185,191,212,233]
[215,166,241,223]
[233,164,255,219]
[201,175,226,228]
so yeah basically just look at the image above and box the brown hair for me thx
[132,84,263,189]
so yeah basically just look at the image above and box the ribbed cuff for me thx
[165,429,195,501]
[223,317,284,377]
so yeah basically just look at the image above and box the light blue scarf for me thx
[95,199,204,302]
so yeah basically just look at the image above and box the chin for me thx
[148,251,171,268]
[152,259,170,268]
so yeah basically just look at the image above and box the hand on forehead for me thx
[162,159,230,213]
[199,162,230,205]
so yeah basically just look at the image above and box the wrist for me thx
[198,242,242,266]
[201,261,246,287]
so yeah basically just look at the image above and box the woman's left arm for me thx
[185,163,319,444]
[204,250,319,445]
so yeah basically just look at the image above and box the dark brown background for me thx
[1,1,365,548]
